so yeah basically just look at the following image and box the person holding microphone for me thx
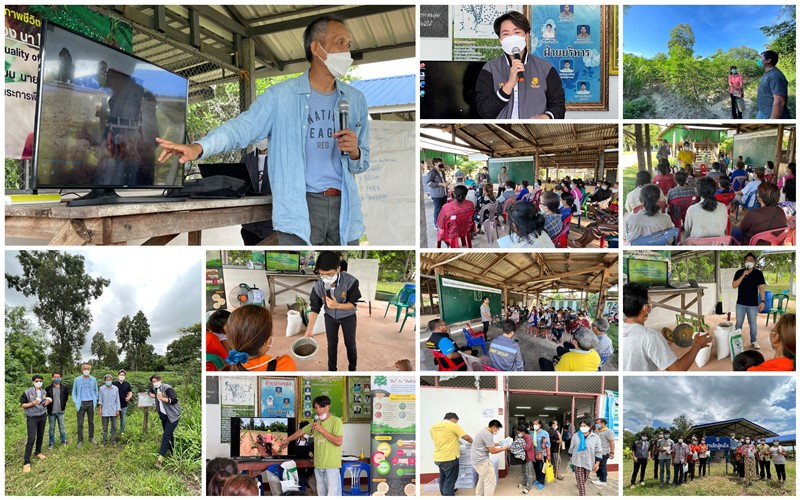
[475,11,565,119]
[20,374,51,473]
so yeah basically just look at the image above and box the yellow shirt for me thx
[556,349,602,372]
[430,420,468,462]
[677,150,695,167]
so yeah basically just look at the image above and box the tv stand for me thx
[66,188,185,207]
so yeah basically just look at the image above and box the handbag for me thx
[544,461,555,483]
[534,450,544,461]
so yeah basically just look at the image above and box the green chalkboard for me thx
[488,157,536,185]
[437,274,503,325]
[733,130,778,168]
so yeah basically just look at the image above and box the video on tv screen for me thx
[628,259,668,287]
[420,60,484,119]
[34,22,188,189]
[231,417,294,459]
[266,252,300,273]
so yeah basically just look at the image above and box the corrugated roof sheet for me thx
[349,75,415,107]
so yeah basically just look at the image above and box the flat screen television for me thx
[266,251,301,273]
[420,60,485,119]
[230,417,296,460]
[33,22,189,206]
[628,258,668,287]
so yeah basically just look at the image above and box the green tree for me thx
[166,323,202,375]
[761,5,796,59]
[103,341,120,370]
[5,305,49,374]
[5,251,110,374]
[90,332,108,366]
[667,24,695,55]
[670,414,694,439]
[115,311,152,371]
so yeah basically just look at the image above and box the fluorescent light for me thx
[603,148,619,153]
[539,153,556,157]
[538,414,550,417]
[543,407,560,411]
[513,414,525,417]
[516,406,531,409]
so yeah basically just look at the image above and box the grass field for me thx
[622,151,658,200]
[376,281,410,295]
[5,371,200,495]
[624,460,796,496]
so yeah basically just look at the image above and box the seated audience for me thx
[625,185,675,242]
[488,319,525,371]
[778,178,796,217]
[498,202,555,248]
[683,176,728,239]
[732,182,787,244]
[436,185,475,242]
[666,171,696,202]
[540,191,564,240]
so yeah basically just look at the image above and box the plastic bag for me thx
[695,345,712,368]
[714,323,733,360]
[729,329,744,361]
[683,463,688,473]
[312,306,327,335]
[545,461,555,483]
[285,310,303,337]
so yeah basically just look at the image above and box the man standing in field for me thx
[756,50,792,119]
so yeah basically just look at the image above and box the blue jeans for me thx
[48,412,66,445]
[598,453,609,482]
[435,458,460,495]
[659,458,671,483]
[735,303,760,343]
[119,406,128,434]
[432,197,447,228]
[756,110,768,119]
[314,467,342,496]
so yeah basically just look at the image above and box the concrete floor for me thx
[422,465,620,496]
[421,194,612,249]
[271,300,416,371]
[419,319,618,372]
[658,312,789,371]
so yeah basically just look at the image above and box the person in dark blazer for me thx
[45,372,70,448]
[148,374,181,469]
[240,139,275,244]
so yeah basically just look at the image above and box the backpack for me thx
[510,437,527,461]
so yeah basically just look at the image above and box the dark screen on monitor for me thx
[420,61,484,119]
[34,22,188,189]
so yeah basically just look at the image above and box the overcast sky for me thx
[624,376,795,436]
[5,249,201,358]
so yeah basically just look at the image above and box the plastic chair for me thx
[734,191,759,221]
[342,462,371,496]
[554,215,572,248]
[501,197,516,222]
[432,349,466,371]
[463,327,488,355]
[629,226,679,246]
[764,173,775,184]
[399,292,416,332]
[576,195,592,227]
[597,354,609,372]
[479,202,500,246]
[531,190,542,210]
[748,226,790,246]
[684,236,734,246]
[668,195,697,244]
[731,176,746,192]
[765,293,789,327]
[384,285,415,321]
[437,211,475,248]
[482,363,502,372]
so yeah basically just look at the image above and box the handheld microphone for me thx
[512,47,524,82]
[338,100,350,157]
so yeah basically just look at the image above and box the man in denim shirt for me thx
[157,15,369,246]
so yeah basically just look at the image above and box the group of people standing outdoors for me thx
[430,413,616,497]
[19,365,181,472]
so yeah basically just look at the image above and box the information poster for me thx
[452,4,522,61]
[345,376,372,422]
[300,377,344,421]
[602,390,619,436]
[370,375,417,496]
[220,377,256,443]
[530,5,603,106]
[259,377,295,418]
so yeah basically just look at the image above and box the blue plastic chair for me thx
[342,461,371,496]
[629,227,679,246]
[734,191,759,220]
[463,327,488,355]
[384,284,416,322]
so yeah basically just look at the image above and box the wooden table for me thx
[5,196,272,245]
[647,286,706,319]
[267,274,319,313]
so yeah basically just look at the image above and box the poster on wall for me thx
[300,377,344,421]
[370,375,417,496]
[259,377,296,418]
[530,4,607,110]
[220,377,256,443]
[452,4,522,61]
[206,251,226,311]
[602,390,619,436]
[345,376,372,422]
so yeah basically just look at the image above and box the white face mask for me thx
[153,381,162,389]
[745,261,755,269]
[500,35,526,56]
[82,370,90,376]
[321,274,338,285]
[319,412,328,420]
[118,376,125,382]
[533,424,540,430]
[319,45,352,78]
[611,188,619,193]
[580,427,590,434]
[34,381,43,388]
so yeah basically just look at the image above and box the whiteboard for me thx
[356,121,416,245]
[347,259,380,301]
[720,268,739,314]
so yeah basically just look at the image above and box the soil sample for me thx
[294,344,316,356]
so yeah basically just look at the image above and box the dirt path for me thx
[637,88,757,119]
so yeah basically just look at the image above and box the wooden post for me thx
[644,124,653,172]
[595,267,611,319]
[420,164,428,245]
[775,124,785,178]
[634,125,646,172]
[143,407,149,435]
[503,285,508,319]
[599,150,606,182]
[534,151,540,184]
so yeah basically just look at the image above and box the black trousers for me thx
[758,459,771,479]
[698,457,707,476]
[24,414,46,465]
[325,314,357,371]
[631,458,648,484]
[673,463,685,484]
[730,94,742,119]
[158,411,179,457]
[76,400,94,441]
[775,463,786,481]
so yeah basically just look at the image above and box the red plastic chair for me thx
[436,211,475,248]
[501,197,516,222]
[748,227,791,246]
[554,215,572,248]
[715,192,736,234]
[465,322,487,340]
[668,195,698,244]
[431,350,466,371]
[531,190,542,210]
[764,173,775,184]
[683,236,734,246]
